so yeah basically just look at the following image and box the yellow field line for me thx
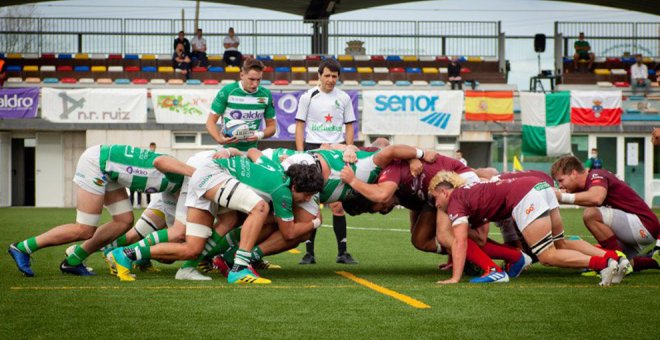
[287,249,301,254]
[335,271,431,309]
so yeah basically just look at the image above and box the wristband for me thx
[416,148,425,159]
[560,193,576,204]
[312,218,321,229]
[254,131,264,140]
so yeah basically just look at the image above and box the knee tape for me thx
[134,215,162,238]
[530,232,554,256]
[106,199,133,215]
[186,222,212,238]
[76,210,101,227]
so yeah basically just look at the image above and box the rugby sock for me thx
[588,256,609,271]
[231,249,251,272]
[100,234,128,254]
[138,229,169,247]
[16,237,39,254]
[481,239,522,264]
[333,215,348,255]
[632,256,659,271]
[180,230,225,269]
[305,230,317,255]
[65,245,89,266]
[603,250,619,261]
[599,235,623,252]
[466,239,502,272]
[134,245,151,261]
[251,246,264,262]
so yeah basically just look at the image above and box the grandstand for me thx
[0,3,659,209]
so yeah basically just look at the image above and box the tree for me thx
[0,5,40,53]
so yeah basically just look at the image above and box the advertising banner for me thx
[41,88,147,123]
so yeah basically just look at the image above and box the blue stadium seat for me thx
[360,80,376,86]
[458,56,468,62]
[209,66,224,72]
[260,80,272,86]
[256,55,271,61]
[342,67,356,73]
[628,96,645,101]
[649,69,657,76]
[621,57,635,64]
[58,53,72,59]
[115,78,131,84]
[386,55,402,62]
[395,80,411,86]
[124,54,139,60]
[625,109,641,114]
[7,65,21,72]
[142,66,157,72]
[430,80,446,86]
[275,67,291,72]
[406,67,421,73]
[74,66,90,72]
[186,79,201,85]
[563,57,573,63]
[43,77,59,83]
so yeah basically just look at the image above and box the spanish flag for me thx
[465,90,514,121]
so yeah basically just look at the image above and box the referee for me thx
[295,58,358,265]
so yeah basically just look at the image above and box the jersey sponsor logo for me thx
[75,171,85,179]
[525,204,535,216]
[198,174,213,188]
[590,173,604,180]
[125,166,148,176]
[534,182,550,191]
[227,110,263,120]
[310,123,342,132]
[145,187,158,194]
[228,95,269,105]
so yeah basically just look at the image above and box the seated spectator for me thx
[573,32,595,71]
[223,27,242,67]
[191,28,208,67]
[173,30,191,55]
[631,54,650,96]
[448,59,462,90]
[172,43,192,79]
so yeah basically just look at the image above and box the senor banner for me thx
[0,87,39,119]
[362,90,463,135]
[41,88,147,123]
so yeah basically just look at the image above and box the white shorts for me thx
[459,171,480,185]
[512,186,558,232]
[146,192,177,227]
[185,161,263,216]
[175,150,217,224]
[598,206,655,256]
[73,145,123,196]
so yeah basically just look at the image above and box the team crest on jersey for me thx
[640,229,648,239]
[93,177,105,186]
[448,213,458,222]
[257,97,267,104]
[525,204,535,216]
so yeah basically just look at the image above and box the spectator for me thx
[0,56,6,87]
[631,54,650,96]
[172,43,192,79]
[584,148,602,170]
[652,128,660,146]
[191,28,208,67]
[448,59,462,90]
[573,32,595,71]
[454,149,467,166]
[223,27,242,67]
[173,30,191,55]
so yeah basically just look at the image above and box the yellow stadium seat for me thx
[91,66,107,72]
[141,54,156,60]
[208,55,222,61]
[338,55,354,62]
[467,56,483,62]
[594,68,611,75]
[643,57,653,64]
[402,55,418,62]
[23,65,39,72]
[158,66,174,73]
[357,67,373,73]
[226,66,240,73]
[7,53,22,59]
[272,55,288,61]
[292,67,307,73]
[422,67,439,74]
[74,53,89,59]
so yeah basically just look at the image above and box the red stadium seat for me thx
[132,78,148,84]
[125,66,140,72]
[273,79,289,85]
[203,79,219,85]
[57,65,72,71]
[41,53,56,59]
[305,55,321,61]
[108,54,122,60]
[461,67,472,73]
[60,77,77,83]
[614,81,630,87]
[192,66,207,72]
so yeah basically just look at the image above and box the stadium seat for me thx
[209,66,224,72]
[158,66,174,73]
[597,81,613,87]
[614,81,630,87]
[57,65,73,72]
[40,65,55,72]
[6,65,21,72]
[142,66,157,72]
[430,80,446,86]
[341,67,358,82]
[168,79,184,85]
[108,66,123,72]
[402,55,418,62]
[74,66,90,72]
[108,54,122,60]
[132,78,148,84]
[458,56,468,62]
[621,57,636,64]
[7,53,21,59]
[467,56,483,62]
[156,54,171,67]
[395,80,411,86]
[338,55,354,62]
[389,67,406,82]
[208,55,222,63]
[7,77,23,83]
[461,67,472,73]
[439,67,448,74]
[220,79,235,85]
[594,68,610,75]
[354,55,371,68]
[373,67,389,82]
[43,77,59,84]
[342,80,359,86]
[418,56,437,68]
[377,80,394,86]
[360,80,376,86]
[226,66,240,73]
[61,77,77,84]
[203,79,219,85]
[79,78,95,84]
[115,78,131,84]
[625,108,641,114]
[58,53,72,60]
[386,55,403,68]
[75,53,89,59]
[273,79,289,85]
[412,80,429,86]
[435,56,450,63]
[256,55,272,61]
[291,80,306,85]
[25,77,41,84]
[23,65,38,72]
[150,79,166,85]
[96,78,113,84]
[406,67,423,81]
[260,80,272,86]
[274,67,291,81]
[192,66,207,72]
[272,55,288,61]
[41,53,55,59]
[24,53,39,60]
[91,66,107,72]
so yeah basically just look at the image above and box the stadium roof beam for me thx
[2,0,658,16]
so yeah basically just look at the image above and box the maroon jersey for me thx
[447,177,546,228]
[585,169,659,238]
[497,170,554,187]
[378,155,473,210]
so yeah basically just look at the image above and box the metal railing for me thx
[0,17,501,57]
[555,22,660,57]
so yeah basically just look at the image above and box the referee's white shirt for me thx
[295,87,356,144]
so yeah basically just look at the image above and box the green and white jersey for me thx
[261,148,297,164]
[214,155,294,221]
[210,81,276,151]
[99,145,183,194]
[310,149,382,203]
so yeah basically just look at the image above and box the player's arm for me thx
[372,145,437,168]
[213,147,242,159]
[246,148,263,162]
[557,186,607,207]
[206,113,237,145]
[276,217,320,241]
[344,123,354,146]
[340,165,398,203]
[153,155,196,177]
[440,221,469,284]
